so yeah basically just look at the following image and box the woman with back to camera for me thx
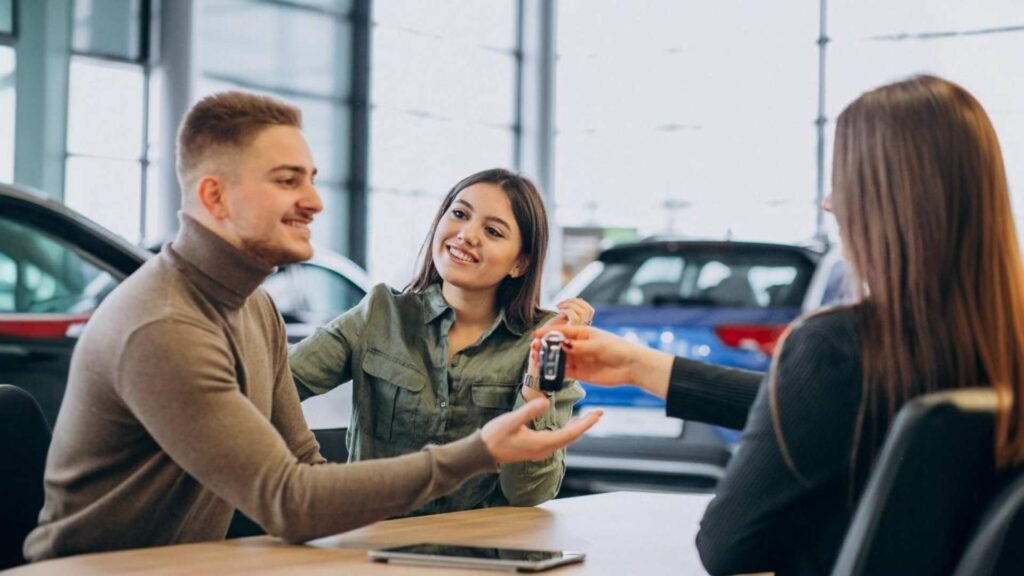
[534,75,1024,575]
[289,168,591,516]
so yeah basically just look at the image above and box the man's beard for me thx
[240,236,309,268]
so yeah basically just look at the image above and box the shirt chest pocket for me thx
[362,349,428,441]
[469,378,519,419]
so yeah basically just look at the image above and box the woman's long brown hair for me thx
[771,75,1024,488]
[406,168,549,330]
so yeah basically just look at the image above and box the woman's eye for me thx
[487,227,504,238]
[451,209,467,219]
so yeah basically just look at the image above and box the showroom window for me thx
[63,0,152,243]
[827,0,1024,234]
[197,0,356,254]
[367,0,519,286]
[555,0,819,245]
[0,0,15,184]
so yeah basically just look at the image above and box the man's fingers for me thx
[564,410,603,438]
[531,410,604,453]
[511,397,551,428]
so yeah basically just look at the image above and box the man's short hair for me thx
[176,91,302,198]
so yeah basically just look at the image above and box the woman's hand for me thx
[545,298,595,328]
[531,325,672,399]
[521,298,596,402]
[481,398,603,464]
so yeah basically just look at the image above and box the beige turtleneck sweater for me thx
[24,214,494,561]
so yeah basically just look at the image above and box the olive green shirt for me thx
[289,283,584,515]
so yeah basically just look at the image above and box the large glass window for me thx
[0,0,12,35]
[556,1,819,244]
[368,0,519,286]
[63,0,151,243]
[198,0,354,253]
[0,46,14,183]
[72,0,147,61]
[828,0,1024,232]
[64,57,147,242]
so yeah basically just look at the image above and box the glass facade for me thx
[556,0,819,244]
[72,0,146,60]
[0,46,14,183]
[828,0,1024,232]
[367,0,519,286]
[64,56,147,242]
[198,0,355,254]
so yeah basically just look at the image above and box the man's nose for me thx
[300,183,324,214]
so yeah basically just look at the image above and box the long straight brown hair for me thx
[406,168,549,330]
[771,75,1024,486]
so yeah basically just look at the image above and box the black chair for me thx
[952,470,1024,576]
[0,384,52,569]
[831,388,1000,576]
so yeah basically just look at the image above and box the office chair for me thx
[830,388,1000,576]
[0,384,52,569]
[952,470,1024,576]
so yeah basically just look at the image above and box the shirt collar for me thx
[420,283,526,337]
[165,212,276,310]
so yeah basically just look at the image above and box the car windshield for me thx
[579,246,816,309]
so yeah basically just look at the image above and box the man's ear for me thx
[196,175,229,219]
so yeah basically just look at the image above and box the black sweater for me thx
[667,307,862,576]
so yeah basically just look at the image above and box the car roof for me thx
[597,239,822,263]
[305,246,372,292]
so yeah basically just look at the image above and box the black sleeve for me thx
[694,311,861,576]
[666,357,762,429]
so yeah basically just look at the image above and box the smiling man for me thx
[23,92,600,561]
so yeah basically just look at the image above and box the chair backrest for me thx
[831,388,1000,576]
[0,384,52,569]
[952,469,1024,576]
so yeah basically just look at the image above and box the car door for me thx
[0,190,146,426]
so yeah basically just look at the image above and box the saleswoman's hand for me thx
[531,325,672,400]
[522,298,595,401]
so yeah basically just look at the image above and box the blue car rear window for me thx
[580,247,815,309]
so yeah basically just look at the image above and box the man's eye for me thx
[278,178,297,187]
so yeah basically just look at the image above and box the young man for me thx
[23,92,601,561]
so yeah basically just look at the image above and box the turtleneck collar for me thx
[165,212,276,310]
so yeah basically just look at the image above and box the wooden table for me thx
[5,492,716,575]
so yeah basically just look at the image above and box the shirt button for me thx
[440,401,448,408]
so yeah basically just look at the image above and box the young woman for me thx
[289,168,592,516]
[534,75,1024,576]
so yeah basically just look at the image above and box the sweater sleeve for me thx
[262,292,326,466]
[666,357,762,429]
[694,312,860,575]
[115,318,496,544]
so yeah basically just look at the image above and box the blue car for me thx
[553,239,849,493]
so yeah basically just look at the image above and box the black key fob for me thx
[539,331,567,393]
